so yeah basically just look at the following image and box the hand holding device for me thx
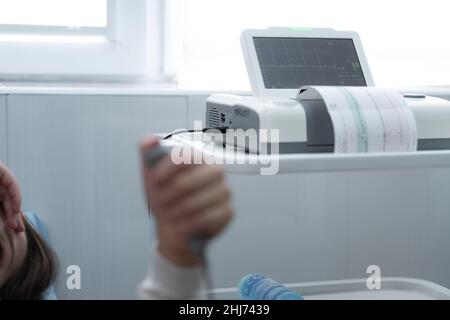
[145,143,209,258]
[140,136,233,299]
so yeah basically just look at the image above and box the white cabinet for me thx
[169,133,450,290]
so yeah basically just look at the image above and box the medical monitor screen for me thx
[253,37,367,89]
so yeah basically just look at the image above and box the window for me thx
[0,0,107,31]
[166,0,450,90]
[0,0,153,81]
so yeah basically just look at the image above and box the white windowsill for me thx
[0,82,448,97]
[0,82,251,96]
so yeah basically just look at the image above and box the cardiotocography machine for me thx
[206,28,450,154]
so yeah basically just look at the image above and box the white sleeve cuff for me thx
[138,247,204,300]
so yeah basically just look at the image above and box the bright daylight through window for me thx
[0,0,107,29]
[166,0,450,90]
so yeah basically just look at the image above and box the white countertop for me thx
[168,133,450,174]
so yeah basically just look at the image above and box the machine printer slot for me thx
[300,99,335,149]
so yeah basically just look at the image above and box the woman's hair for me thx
[0,218,58,300]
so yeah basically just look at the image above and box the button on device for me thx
[403,93,426,99]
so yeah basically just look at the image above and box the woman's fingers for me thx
[140,136,191,196]
[0,191,17,230]
[167,180,231,221]
[156,165,224,207]
[176,202,233,237]
[16,211,25,232]
[148,157,190,191]
[0,163,22,213]
[0,163,23,231]
[7,177,22,214]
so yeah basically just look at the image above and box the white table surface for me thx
[168,133,450,174]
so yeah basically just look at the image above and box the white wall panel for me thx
[0,96,6,162]
[7,95,188,299]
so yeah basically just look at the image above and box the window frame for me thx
[0,25,106,37]
[0,0,156,81]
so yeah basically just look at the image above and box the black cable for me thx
[163,127,228,140]
[201,251,216,301]
[188,236,215,300]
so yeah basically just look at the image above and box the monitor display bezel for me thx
[241,28,375,98]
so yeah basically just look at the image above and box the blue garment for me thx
[24,212,58,300]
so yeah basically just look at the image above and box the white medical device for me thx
[206,28,450,153]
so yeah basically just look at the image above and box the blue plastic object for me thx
[239,274,304,300]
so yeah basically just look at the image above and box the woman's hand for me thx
[0,162,24,232]
[140,137,233,266]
